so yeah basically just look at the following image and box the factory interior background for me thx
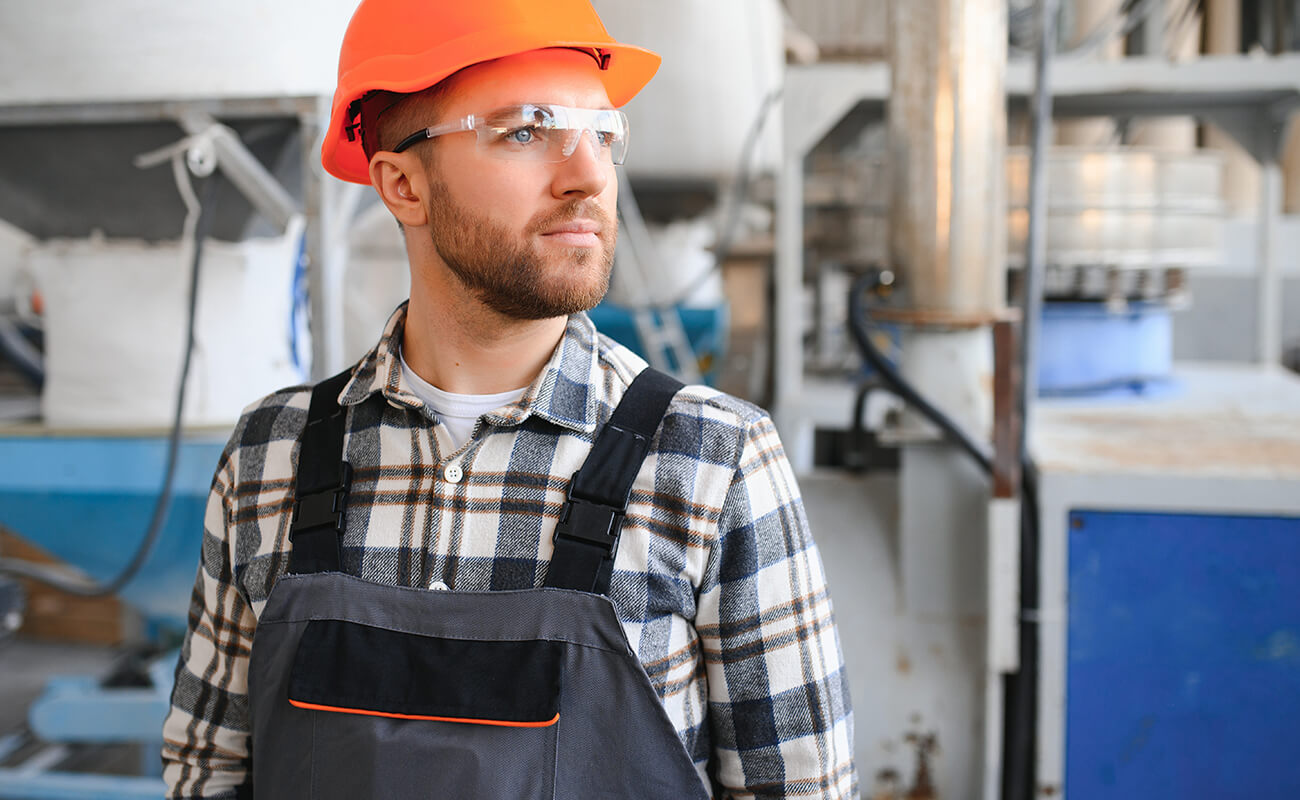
[1,0,1299,798]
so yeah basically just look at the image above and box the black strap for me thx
[287,369,354,575]
[544,368,684,595]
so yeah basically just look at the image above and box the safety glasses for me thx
[392,104,630,165]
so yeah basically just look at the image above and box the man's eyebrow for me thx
[483,104,552,126]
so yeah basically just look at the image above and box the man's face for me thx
[416,49,620,320]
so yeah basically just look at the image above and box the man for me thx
[163,1,856,797]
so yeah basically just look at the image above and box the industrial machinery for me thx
[774,1,1300,798]
[0,120,307,796]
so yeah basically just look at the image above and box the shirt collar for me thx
[339,302,605,436]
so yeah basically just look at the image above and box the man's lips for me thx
[540,219,603,247]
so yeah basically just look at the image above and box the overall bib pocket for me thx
[288,620,561,799]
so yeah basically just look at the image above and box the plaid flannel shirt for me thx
[162,303,857,799]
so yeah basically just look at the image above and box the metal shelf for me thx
[774,54,1300,462]
[0,93,349,377]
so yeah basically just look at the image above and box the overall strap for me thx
[287,369,355,575]
[544,368,685,595]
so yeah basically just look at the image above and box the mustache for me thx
[527,200,614,237]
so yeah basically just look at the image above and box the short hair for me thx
[357,79,457,164]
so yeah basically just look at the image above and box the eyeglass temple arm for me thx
[391,117,475,154]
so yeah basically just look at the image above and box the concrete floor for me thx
[0,636,148,779]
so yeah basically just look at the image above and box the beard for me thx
[425,180,616,320]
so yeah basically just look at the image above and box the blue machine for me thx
[1037,302,1174,397]
[588,301,728,384]
[0,432,226,800]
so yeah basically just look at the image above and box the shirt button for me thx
[443,463,463,483]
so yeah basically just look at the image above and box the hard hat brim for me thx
[321,33,661,185]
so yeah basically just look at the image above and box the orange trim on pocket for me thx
[287,699,560,728]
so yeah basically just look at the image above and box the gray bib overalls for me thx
[244,367,712,799]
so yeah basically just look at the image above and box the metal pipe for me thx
[177,111,298,234]
[887,0,1008,320]
[773,116,805,434]
[1005,6,1058,799]
[1257,159,1284,364]
[1018,0,1058,464]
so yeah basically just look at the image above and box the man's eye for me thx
[505,126,538,145]
[595,131,617,148]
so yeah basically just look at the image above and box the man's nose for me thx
[551,130,609,198]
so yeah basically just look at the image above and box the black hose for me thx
[0,315,43,387]
[0,175,218,597]
[842,381,887,473]
[847,271,993,474]
[1002,464,1041,800]
[847,269,1044,800]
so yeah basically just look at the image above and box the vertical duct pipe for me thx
[884,1,1009,795]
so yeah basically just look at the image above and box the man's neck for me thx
[400,289,568,396]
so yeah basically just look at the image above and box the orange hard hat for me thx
[321,0,662,185]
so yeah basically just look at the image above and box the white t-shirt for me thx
[399,354,527,452]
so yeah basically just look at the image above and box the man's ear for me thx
[369,152,429,228]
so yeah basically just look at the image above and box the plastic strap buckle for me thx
[553,494,624,554]
[344,100,364,142]
[290,462,353,538]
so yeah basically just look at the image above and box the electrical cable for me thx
[1002,462,1041,800]
[847,271,994,475]
[0,161,218,597]
[710,89,783,276]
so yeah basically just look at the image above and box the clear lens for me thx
[473,104,628,165]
